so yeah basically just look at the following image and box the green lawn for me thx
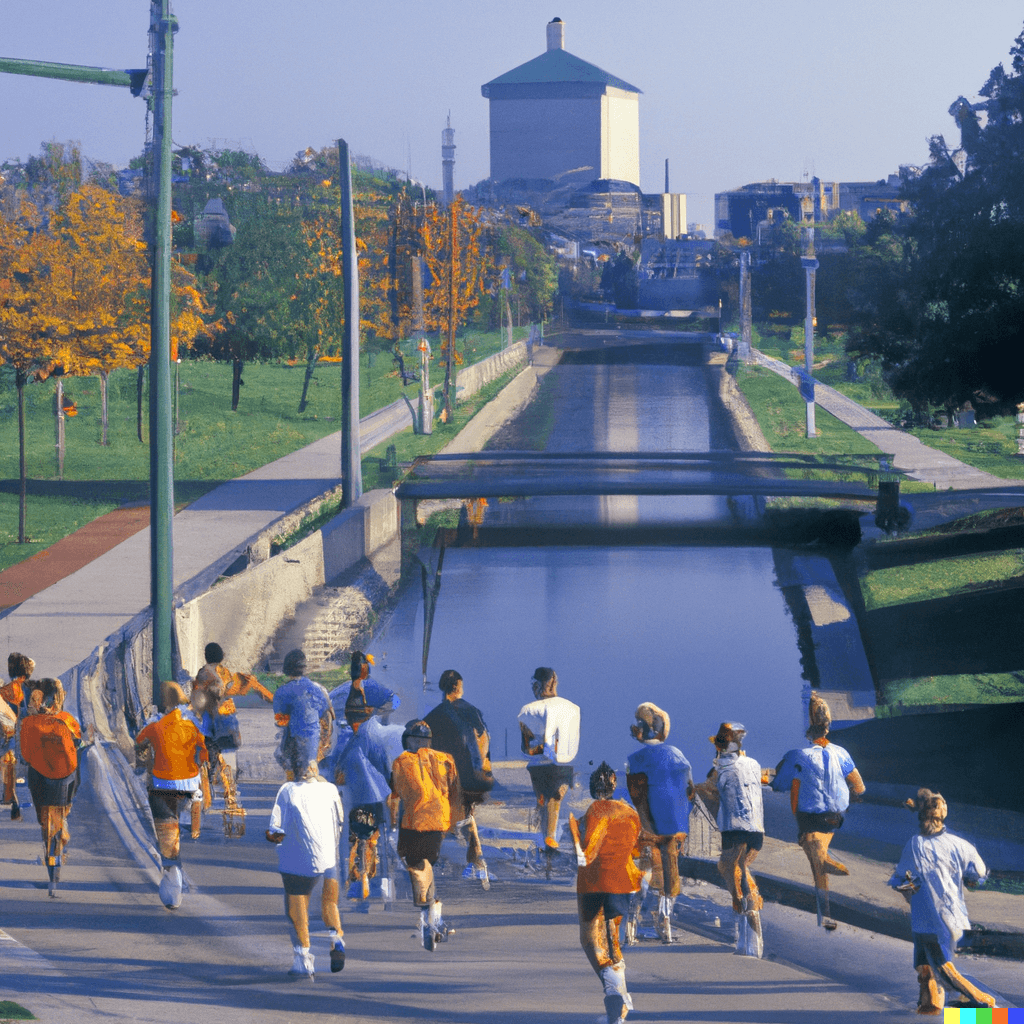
[735,364,883,457]
[877,672,1024,710]
[0,327,527,572]
[907,418,1024,480]
[861,550,1024,611]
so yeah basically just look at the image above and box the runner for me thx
[772,691,866,927]
[329,651,400,750]
[424,669,494,888]
[1,652,35,821]
[568,761,641,1024]
[324,678,396,907]
[266,745,345,980]
[388,719,459,951]
[191,643,272,837]
[709,722,766,957]
[517,667,580,859]
[273,649,333,779]
[625,702,692,943]
[135,682,210,909]
[19,678,86,896]
[888,788,995,1014]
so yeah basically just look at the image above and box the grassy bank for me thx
[0,328,526,572]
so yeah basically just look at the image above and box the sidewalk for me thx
[752,351,1024,490]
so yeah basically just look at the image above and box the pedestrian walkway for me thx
[753,351,1024,489]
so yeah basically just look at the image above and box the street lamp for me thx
[801,227,818,439]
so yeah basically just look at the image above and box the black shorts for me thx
[26,766,77,808]
[721,829,764,851]
[527,763,574,801]
[578,892,631,922]
[281,872,318,897]
[796,811,844,837]
[397,828,444,867]
[349,803,384,841]
[148,790,192,821]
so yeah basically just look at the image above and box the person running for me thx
[135,682,209,909]
[273,650,333,779]
[324,678,396,907]
[888,788,995,1015]
[1,652,35,821]
[569,761,641,1024]
[772,691,865,927]
[191,643,272,838]
[710,722,766,957]
[329,651,400,748]
[424,669,494,887]
[518,667,580,855]
[19,678,86,896]
[266,745,346,980]
[389,719,460,951]
[625,702,692,943]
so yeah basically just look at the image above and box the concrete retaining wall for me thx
[455,341,527,401]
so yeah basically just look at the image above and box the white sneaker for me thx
[159,866,182,910]
[288,947,315,979]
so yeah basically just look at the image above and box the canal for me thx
[363,338,809,779]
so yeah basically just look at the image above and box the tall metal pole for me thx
[148,0,176,703]
[802,228,818,439]
[338,139,362,507]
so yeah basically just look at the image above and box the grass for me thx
[861,550,1024,611]
[0,1002,35,1021]
[736,364,885,457]
[907,417,1024,480]
[877,672,1024,709]
[0,327,527,572]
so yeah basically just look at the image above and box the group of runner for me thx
[1,650,994,1017]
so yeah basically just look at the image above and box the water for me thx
[368,544,805,780]
[361,350,809,782]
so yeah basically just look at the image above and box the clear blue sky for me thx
[2,0,1021,228]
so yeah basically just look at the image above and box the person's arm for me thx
[845,768,865,800]
[519,721,543,757]
[266,791,286,843]
[626,772,656,836]
[580,812,610,866]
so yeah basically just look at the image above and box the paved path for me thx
[752,352,1024,490]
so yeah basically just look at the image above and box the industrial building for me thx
[481,18,641,187]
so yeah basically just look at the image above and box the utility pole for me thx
[338,138,362,507]
[442,202,458,420]
[1,3,174,709]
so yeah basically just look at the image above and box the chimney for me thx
[546,17,564,51]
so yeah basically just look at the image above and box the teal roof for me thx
[483,48,640,94]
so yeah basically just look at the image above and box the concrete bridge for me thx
[395,450,900,503]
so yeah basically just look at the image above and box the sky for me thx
[2,0,1022,229]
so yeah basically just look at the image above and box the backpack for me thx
[21,715,78,779]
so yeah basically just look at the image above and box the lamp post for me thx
[801,228,818,439]
[338,138,362,508]
[1,0,177,707]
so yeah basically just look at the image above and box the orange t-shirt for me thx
[20,711,81,779]
[577,799,642,895]
[391,748,459,833]
[136,708,208,782]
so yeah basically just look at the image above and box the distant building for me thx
[194,197,235,250]
[714,173,909,240]
[481,17,641,186]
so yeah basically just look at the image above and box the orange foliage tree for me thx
[419,196,487,418]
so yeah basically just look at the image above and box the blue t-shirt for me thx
[273,676,330,766]
[773,742,856,814]
[627,743,693,835]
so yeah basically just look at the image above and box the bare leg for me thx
[285,892,311,948]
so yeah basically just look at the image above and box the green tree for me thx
[847,24,1024,411]
[490,225,558,325]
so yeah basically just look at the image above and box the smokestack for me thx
[665,158,669,194]
[547,17,564,51]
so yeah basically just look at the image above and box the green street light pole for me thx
[1,0,177,708]
[338,138,362,507]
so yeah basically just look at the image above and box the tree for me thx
[489,225,557,326]
[0,196,73,540]
[420,196,486,419]
[201,200,305,410]
[847,24,1024,411]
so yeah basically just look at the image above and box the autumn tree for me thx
[0,196,74,540]
[420,196,486,419]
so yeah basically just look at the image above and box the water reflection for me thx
[368,545,804,780]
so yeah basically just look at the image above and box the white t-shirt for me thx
[517,695,580,766]
[268,776,343,876]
